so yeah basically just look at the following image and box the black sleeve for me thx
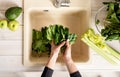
[70,71,82,77]
[41,67,54,77]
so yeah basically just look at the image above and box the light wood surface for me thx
[0,0,120,72]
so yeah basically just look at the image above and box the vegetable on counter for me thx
[5,6,22,20]
[81,28,120,64]
[0,6,22,31]
[97,1,120,41]
[32,24,77,55]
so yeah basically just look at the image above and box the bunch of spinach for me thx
[100,1,120,41]
[32,24,77,55]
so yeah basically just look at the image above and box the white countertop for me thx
[0,0,120,72]
[0,71,120,77]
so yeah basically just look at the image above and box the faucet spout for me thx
[54,0,70,8]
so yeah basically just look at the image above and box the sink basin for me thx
[24,0,91,66]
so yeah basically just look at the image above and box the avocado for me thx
[5,6,22,20]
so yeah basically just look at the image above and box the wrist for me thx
[49,53,59,63]
[64,58,73,64]
[46,54,58,69]
[50,53,58,58]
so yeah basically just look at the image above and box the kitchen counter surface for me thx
[0,71,120,77]
[0,0,120,72]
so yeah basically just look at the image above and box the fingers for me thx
[51,39,70,48]
[66,39,71,47]
[58,41,65,47]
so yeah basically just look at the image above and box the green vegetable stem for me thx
[81,29,120,64]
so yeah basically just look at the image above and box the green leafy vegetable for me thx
[100,2,120,41]
[32,29,51,54]
[81,29,120,64]
[32,24,77,55]
[115,0,120,2]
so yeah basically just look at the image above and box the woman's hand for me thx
[46,41,65,69]
[50,41,65,57]
[63,39,72,63]
[63,39,78,74]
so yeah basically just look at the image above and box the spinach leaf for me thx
[101,2,120,41]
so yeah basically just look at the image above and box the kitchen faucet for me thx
[54,0,70,8]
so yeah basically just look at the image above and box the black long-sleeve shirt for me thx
[41,67,82,77]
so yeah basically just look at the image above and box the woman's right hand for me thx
[63,39,73,63]
[63,39,79,74]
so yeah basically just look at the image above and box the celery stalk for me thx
[106,45,120,60]
[82,36,117,64]
[81,29,120,64]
